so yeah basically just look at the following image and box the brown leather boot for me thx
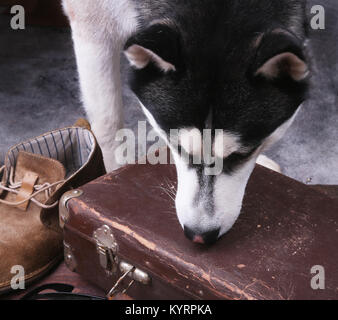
[0,120,106,294]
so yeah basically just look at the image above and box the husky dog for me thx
[62,0,309,244]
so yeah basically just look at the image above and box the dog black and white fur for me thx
[62,0,310,244]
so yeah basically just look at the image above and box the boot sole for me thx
[0,254,63,297]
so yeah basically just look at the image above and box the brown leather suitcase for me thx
[60,159,338,300]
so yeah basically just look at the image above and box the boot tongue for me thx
[14,151,66,185]
[13,152,66,210]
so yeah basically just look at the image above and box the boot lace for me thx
[0,165,65,209]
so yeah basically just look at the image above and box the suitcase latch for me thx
[94,225,119,274]
[93,225,151,298]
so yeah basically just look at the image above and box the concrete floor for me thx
[0,2,337,185]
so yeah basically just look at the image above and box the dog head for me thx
[125,0,309,244]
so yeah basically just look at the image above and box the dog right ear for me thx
[252,30,309,82]
[124,24,181,73]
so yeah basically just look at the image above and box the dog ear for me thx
[124,24,181,73]
[253,30,309,82]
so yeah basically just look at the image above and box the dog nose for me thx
[184,226,220,245]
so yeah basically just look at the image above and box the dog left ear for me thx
[124,24,181,73]
[253,30,309,82]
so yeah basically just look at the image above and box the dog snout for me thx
[184,226,220,245]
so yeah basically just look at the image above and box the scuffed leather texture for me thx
[0,152,65,293]
[310,185,338,200]
[15,151,66,211]
[65,161,338,300]
[40,144,106,232]
[0,122,106,294]
[38,126,106,232]
[15,172,39,211]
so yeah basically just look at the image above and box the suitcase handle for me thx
[107,265,136,300]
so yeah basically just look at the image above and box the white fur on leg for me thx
[63,0,138,172]
[256,155,282,173]
[73,38,125,172]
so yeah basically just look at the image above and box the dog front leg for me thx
[64,2,128,172]
[73,37,124,172]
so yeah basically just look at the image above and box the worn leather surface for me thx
[14,151,66,211]
[0,152,65,293]
[310,185,338,200]
[40,126,106,233]
[15,172,39,211]
[0,121,106,294]
[65,160,338,300]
